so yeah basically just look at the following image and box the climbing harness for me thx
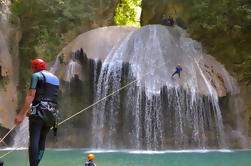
[29,102,60,136]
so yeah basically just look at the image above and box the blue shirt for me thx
[176,66,182,71]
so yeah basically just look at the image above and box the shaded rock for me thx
[0,10,20,129]
[200,55,239,97]
[0,125,12,147]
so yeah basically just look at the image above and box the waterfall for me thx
[90,25,238,150]
[12,25,243,150]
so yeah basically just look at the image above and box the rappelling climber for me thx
[171,64,182,78]
[14,59,60,166]
[85,154,96,166]
[162,16,175,26]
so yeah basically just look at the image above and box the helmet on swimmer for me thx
[88,154,95,160]
[31,59,46,72]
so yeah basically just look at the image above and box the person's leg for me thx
[29,117,43,166]
[172,70,178,77]
[37,124,50,165]
[178,71,180,78]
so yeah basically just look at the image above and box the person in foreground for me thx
[85,154,96,166]
[0,160,3,166]
[14,59,60,166]
[171,64,183,78]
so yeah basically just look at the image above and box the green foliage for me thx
[174,0,251,84]
[10,0,93,99]
[114,0,142,27]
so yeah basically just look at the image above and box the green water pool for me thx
[0,149,251,166]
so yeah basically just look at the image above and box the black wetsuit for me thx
[29,70,59,166]
[29,117,50,166]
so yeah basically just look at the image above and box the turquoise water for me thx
[1,149,251,166]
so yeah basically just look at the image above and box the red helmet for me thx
[31,59,46,72]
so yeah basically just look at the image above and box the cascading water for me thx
[90,25,238,150]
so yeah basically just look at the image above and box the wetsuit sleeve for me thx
[30,73,39,89]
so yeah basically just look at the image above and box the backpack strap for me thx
[39,71,47,84]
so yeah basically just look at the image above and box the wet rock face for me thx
[199,55,239,97]
[51,26,137,81]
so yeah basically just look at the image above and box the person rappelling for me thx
[14,59,60,166]
[171,64,182,78]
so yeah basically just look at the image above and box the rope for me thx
[25,141,29,166]
[0,138,7,146]
[0,146,20,159]
[57,62,166,126]
[57,79,137,126]
[0,62,166,160]
[0,125,16,145]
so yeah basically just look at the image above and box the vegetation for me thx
[175,0,251,84]
[9,0,141,100]
[8,0,251,100]
[10,0,117,99]
[114,0,142,27]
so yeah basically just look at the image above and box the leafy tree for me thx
[114,0,142,27]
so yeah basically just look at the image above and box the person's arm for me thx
[15,73,39,124]
[15,89,36,124]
